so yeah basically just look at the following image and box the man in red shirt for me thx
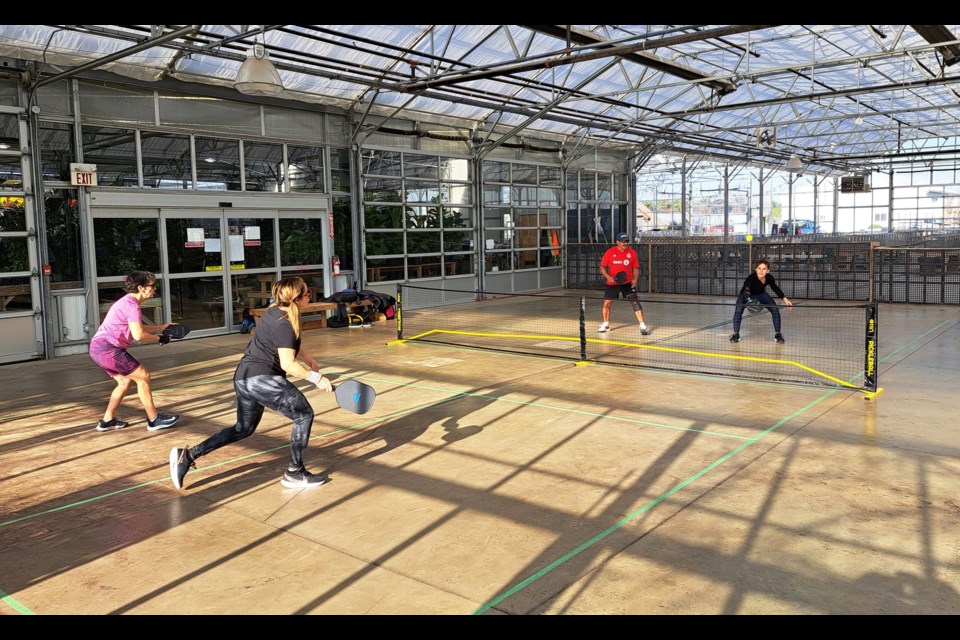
[599,232,650,334]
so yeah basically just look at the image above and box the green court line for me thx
[470,389,839,615]
[467,320,959,613]
[0,412,381,529]
[0,588,34,615]
[1,375,756,532]
[0,326,928,613]
[878,319,955,362]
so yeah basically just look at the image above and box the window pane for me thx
[93,218,160,276]
[364,204,405,230]
[405,179,439,204]
[403,153,439,179]
[287,145,325,192]
[363,150,402,176]
[365,231,405,258]
[482,161,509,182]
[443,182,472,205]
[39,121,74,182]
[539,166,561,185]
[0,198,25,231]
[0,238,29,272]
[227,218,275,269]
[243,141,283,192]
[141,131,192,189]
[81,125,138,187]
[45,189,83,283]
[363,176,402,201]
[512,164,537,184]
[332,195,354,271]
[195,137,241,191]
[280,217,324,266]
[407,230,441,255]
[0,155,22,191]
[330,147,350,192]
[165,218,220,273]
[441,157,472,181]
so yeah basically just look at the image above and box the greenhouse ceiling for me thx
[2,25,960,177]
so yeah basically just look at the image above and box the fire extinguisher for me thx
[332,255,341,276]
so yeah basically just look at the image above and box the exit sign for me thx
[70,163,98,186]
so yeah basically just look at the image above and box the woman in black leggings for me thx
[168,276,332,490]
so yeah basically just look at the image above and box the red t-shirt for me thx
[600,246,639,284]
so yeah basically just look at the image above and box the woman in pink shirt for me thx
[88,271,181,432]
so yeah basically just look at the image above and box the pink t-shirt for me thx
[91,294,142,349]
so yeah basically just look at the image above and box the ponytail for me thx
[269,276,309,339]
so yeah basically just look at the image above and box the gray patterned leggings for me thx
[189,375,314,471]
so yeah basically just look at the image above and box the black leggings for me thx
[732,291,781,333]
[190,375,314,471]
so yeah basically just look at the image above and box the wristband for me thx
[306,370,321,384]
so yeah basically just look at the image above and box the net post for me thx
[396,283,403,341]
[579,296,586,361]
[863,301,878,392]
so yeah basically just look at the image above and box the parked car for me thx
[777,220,820,235]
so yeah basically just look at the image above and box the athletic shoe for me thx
[147,412,180,431]
[95,417,130,431]
[280,467,328,489]
[169,447,195,490]
[640,325,650,336]
[597,321,610,332]
[730,333,741,343]
[775,333,785,344]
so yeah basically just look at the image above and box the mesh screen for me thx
[398,285,877,392]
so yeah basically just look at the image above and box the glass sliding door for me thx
[163,212,228,332]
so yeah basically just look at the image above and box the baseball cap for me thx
[616,232,630,242]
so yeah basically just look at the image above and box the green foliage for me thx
[280,227,323,265]
[0,206,28,271]
[363,192,469,262]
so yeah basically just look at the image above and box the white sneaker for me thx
[639,325,650,336]
[597,321,610,332]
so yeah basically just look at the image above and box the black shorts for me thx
[603,283,634,300]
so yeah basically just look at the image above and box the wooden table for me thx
[251,299,373,331]
[98,297,163,324]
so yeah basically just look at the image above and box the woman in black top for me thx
[168,276,333,490]
[730,258,793,343]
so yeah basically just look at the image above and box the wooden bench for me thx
[0,283,31,311]
[251,299,372,331]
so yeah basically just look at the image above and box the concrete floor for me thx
[1,298,959,615]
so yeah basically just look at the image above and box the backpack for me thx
[239,308,256,334]
[329,289,359,304]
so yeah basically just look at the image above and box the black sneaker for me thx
[147,412,180,431]
[729,333,741,343]
[169,447,195,490]
[95,417,130,431]
[280,467,328,489]
[775,333,785,344]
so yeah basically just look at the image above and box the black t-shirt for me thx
[740,272,787,299]
[235,307,300,380]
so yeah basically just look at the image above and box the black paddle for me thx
[158,323,191,345]
[332,379,376,415]
[161,323,192,339]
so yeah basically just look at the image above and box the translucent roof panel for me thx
[1,25,959,174]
